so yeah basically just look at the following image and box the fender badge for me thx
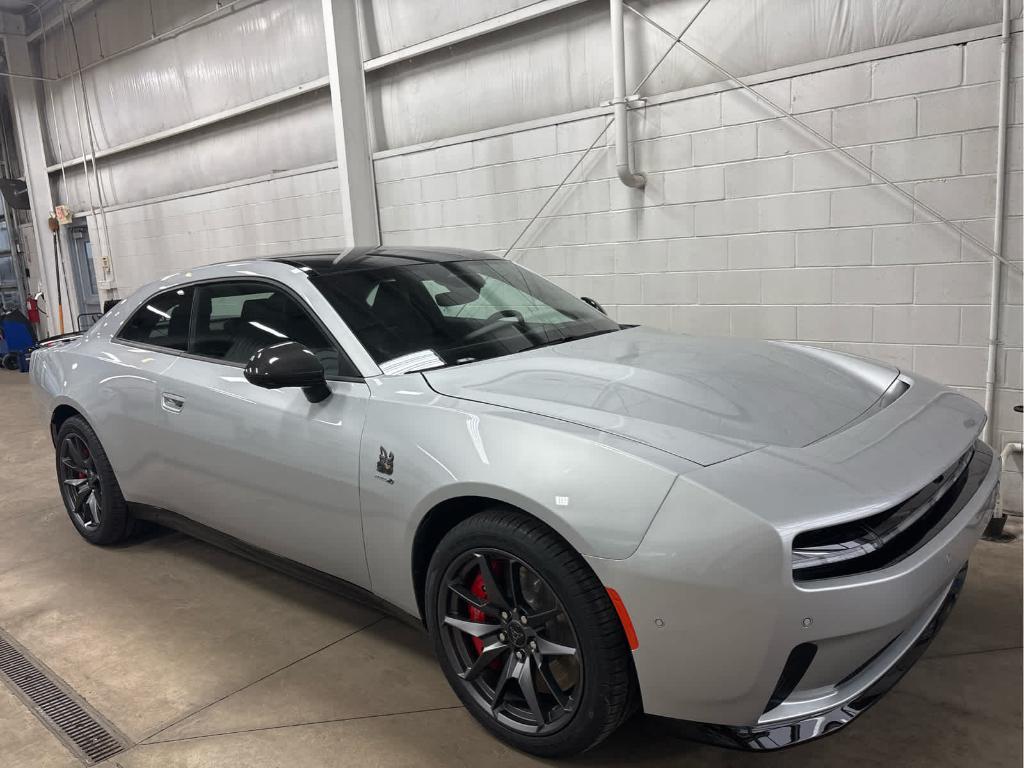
[376,447,395,484]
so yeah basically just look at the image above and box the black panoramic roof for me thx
[270,246,496,276]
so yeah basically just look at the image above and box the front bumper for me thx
[587,430,999,748]
[674,564,968,750]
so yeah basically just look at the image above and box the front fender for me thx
[359,379,690,615]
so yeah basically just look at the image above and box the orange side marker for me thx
[606,587,639,650]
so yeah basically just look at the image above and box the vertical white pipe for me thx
[610,0,645,188]
[983,0,1013,445]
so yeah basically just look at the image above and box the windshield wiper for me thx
[531,327,620,350]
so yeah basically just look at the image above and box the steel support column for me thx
[321,0,380,247]
[2,20,73,336]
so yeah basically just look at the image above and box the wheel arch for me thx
[411,495,585,623]
[50,402,87,446]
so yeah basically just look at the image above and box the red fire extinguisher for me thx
[26,297,40,324]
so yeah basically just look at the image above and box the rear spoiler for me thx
[36,332,83,348]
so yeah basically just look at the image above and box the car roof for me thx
[269,246,497,276]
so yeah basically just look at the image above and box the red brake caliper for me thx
[467,572,488,656]
[467,561,505,669]
[76,444,89,480]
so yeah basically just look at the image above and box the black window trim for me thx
[112,276,364,383]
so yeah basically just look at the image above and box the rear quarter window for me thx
[117,287,194,351]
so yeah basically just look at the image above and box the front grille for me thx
[792,442,992,582]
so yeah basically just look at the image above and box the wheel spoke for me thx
[85,491,101,525]
[447,582,501,619]
[460,639,508,681]
[535,637,577,657]
[473,553,512,612]
[490,653,518,713]
[65,438,86,469]
[517,657,546,727]
[443,615,500,639]
[63,477,88,489]
[71,485,91,516]
[534,657,569,710]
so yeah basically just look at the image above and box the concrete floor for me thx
[0,372,1020,768]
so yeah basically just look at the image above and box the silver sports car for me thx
[30,247,999,757]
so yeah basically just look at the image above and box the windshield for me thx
[312,259,620,373]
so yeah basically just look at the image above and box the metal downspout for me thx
[983,0,1013,445]
[610,0,645,188]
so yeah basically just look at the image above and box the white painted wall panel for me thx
[93,167,345,293]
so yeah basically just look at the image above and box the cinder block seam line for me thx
[139,615,389,745]
[390,173,1005,221]
[398,110,1017,181]
[381,81,1017,174]
[401,208,995,239]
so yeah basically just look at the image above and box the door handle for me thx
[161,393,185,413]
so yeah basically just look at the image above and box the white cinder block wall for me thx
[375,33,1024,511]
[93,168,346,292]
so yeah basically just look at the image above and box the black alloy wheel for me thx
[439,548,582,736]
[426,509,637,757]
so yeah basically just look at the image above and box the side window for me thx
[117,286,194,351]
[190,281,351,377]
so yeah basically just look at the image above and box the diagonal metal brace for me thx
[624,3,1023,276]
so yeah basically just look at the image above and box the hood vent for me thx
[811,377,910,445]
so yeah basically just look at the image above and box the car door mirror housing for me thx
[244,341,331,403]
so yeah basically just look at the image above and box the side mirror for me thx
[580,296,607,315]
[244,341,330,403]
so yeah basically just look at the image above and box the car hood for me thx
[423,327,899,466]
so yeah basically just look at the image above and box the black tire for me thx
[55,416,135,545]
[425,508,637,757]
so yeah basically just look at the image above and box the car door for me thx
[104,284,196,507]
[154,278,371,587]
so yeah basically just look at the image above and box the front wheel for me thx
[425,509,637,757]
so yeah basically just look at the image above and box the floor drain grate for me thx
[0,629,129,764]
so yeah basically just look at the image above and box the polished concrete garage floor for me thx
[1,372,1020,768]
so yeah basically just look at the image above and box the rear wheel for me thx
[55,416,135,545]
[425,509,636,757]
